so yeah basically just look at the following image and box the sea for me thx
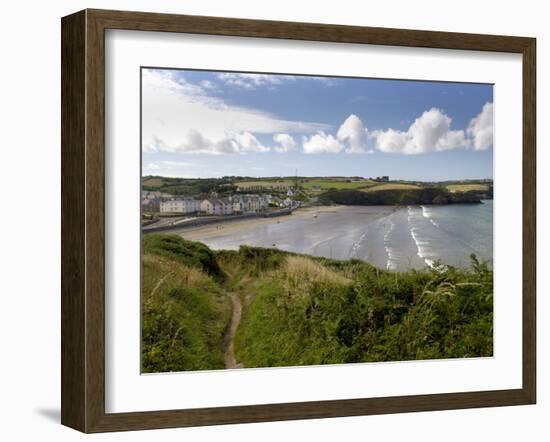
[193,201,493,271]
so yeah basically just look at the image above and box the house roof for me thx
[202,198,225,206]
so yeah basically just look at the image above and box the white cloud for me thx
[199,79,218,91]
[161,161,193,168]
[233,132,270,153]
[304,110,473,156]
[143,160,194,176]
[437,129,469,151]
[145,162,161,170]
[467,102,494,150]
[374,108,470,154]
[217,73,338,90]
[336,114,369,153]
[142,69,328,155]
[217,73,294,90]
[273,134,297,153]
[303,131,345,154]
[146,160,192,170]
[303,115,370,154]
[153,129,269,155]
[309,76,338,87]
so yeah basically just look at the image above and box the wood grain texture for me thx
[522,38,536,403]
[61,8,537,433]
[61,10,86,432]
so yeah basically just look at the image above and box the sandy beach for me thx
[167,202,492,271]
[175,206,350,241]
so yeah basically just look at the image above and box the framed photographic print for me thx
[61,9,536,433]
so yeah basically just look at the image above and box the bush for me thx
[319,188,482,206]
[234,251,493,367]
[141,253,229,373]
[142,234,223,278]
[141,239,493,372]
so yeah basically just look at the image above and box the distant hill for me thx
[319,185,492,206]
[141,175,493,205]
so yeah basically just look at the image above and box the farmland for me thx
[235,178,377,195]
[361,183,421,192]
[235,179,295,190]
[141,175,493,209]
[142,177,165,188]
[301,178,375,191]
[446,183,490,193]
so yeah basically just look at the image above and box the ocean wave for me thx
[409,206,436,268]
[383,216,396,270]
[421,205,485,256]
[349,228,368,258]
[409,226,435,269]
[421,205,439,228]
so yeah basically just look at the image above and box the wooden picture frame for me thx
[61,8,536,433]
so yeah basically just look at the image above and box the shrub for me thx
[142,234,222,278]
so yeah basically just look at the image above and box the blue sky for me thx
[142,68,493,181]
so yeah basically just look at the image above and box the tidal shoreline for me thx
[170,202,493,271]
[174,206,353,241]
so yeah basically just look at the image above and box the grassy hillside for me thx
[362,183,421,192]
[142,175,492,206]
[142,235,493,372]
[319,187,484,206]
[235,179,295,189]
[221,247,493,367]
[446,183,490,193]
[141,175,237,196]
[301,178,374,191]
[141,235,230,373]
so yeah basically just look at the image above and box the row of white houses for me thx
[157,194,272,215]
[159,198,201,214]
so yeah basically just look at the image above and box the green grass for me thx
[301,178,374,191]
[142,234,223,279]
[142,177,164,188]
[236,178,375,193]
[235,179,295,189]
[234,252,493,367]
[141,235,493,373]
[141,252,230,373]
[361,183,421,192]
[446,183,490,193]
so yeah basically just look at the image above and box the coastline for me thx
[175,205,352,241]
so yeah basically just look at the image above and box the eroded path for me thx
[223,291,244,369]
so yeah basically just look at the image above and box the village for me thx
[142,189,297,216]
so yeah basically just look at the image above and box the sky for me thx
[142,68,493,181]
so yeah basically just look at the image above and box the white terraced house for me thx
[200,198,217,215]
[142,198,160,212]
[220,199,234,215]
[160,198,200,214]
[201,198,236,215]
[232,198,243,213]
[239,195,267,213]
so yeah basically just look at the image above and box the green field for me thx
[446,183,490,193]
[236,178,375,193]
[142,177,164,188]
[235,178,432,195]
[235,179,295,190]
[361,183,421,192]
[301,178,374,191]
[142,234,493,373]
[141,175,492,207]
